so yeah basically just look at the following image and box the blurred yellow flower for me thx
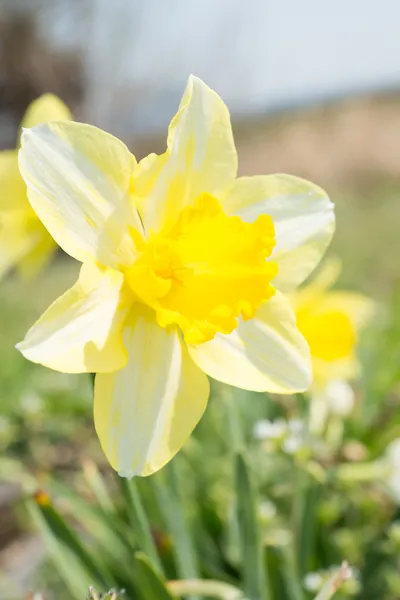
[292,259,373,389]
[17,76,335,477]
[0,95,71,279]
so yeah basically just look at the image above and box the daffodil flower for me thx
[0,95,71,279]
[17,76,334,477]
[292,259,373,427]
[293,259,373,385]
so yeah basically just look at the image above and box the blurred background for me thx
[1,1,400,599]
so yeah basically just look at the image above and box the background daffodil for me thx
[0,94,71,279]
[16,76,334,477]
[292,259,373,426]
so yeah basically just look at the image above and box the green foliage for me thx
[2,217,400,599]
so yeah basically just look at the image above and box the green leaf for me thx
[265,546,303,600]
[119,477,163,573]
[133,552,177,600]
[27,495,111,599]
[152,460,199,581]
[168,579,247,599]
[235,452,268,600]
[82,459,115,513]
[292,468,320,577]
[47,477,132,563]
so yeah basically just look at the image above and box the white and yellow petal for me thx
[134,75,238,233]
[18,121,143,267]
[94,306,209,477]
[16,262,128,373]
[222,174,335,292]
[188,291,311,394]
[20,93,72,134]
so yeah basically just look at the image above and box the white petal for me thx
[223,175,335,291]
[18,121,142,266]
[135,75,237,233]
[188,291,311,393]
[16,262,128,373]
[94,308,209,477]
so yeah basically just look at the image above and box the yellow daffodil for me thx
[292,259,373,424]
[17,76,334,477]
[0,94,71,279]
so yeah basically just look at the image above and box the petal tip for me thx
[19,128,30,144]
[15,340,25,353]
[118,469,137,479]
[188,73,201,85]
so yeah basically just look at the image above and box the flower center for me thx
[125,193,277,344]
[296,309,356,361]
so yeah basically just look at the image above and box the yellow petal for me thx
[188,291,311,393]
[0,218,39,278]
[293,287,373,376]
[312,356,359,387]
[222,175,335,292]
[0,209,56,280]
[296,308,356,362]
[16,228,56,280]
[134,75,237,233]
[16,261,128,373]
[315,292,374,330]
[305,257,342,291]
[94,307,209,477]
[20,94,72,133]
[292,271,373,386]
[19,122,143,266]
[0,150,28,214]
[290,257,342,308]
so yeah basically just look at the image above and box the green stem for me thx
[335,459,390,482]
[168,579,247,599]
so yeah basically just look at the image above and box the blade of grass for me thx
[133,552,177,600]
[168,579,247,599]
[82,459,115,513]
[47,477,132,559]
[235,452,268,600]
[292,467,320,577]
[152,460,199,580]
[119,477,163,573]
[27,494,111,599]
[265,546,303,600]
[41,480,138,595]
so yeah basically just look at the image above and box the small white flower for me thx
[258,500,277,521]
[282,435,302,455]
[303,572,323,592]
[20,391,44,415]
[287,418,305,433]
[325,380,355,417]
[253,419,286,440]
